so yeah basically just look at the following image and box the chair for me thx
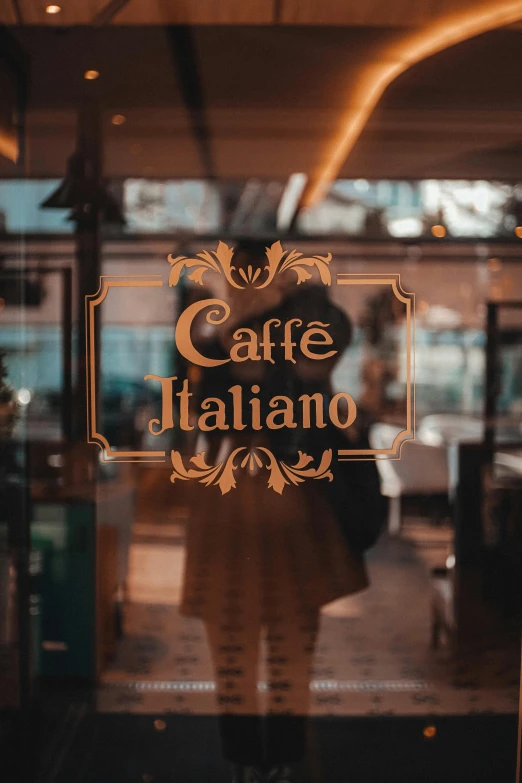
[369,423,449,534]
[416,414,483,447]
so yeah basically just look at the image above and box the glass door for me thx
[0,14,521,783]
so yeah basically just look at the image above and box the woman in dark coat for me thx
[179,245,385,783]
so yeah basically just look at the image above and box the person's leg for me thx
[264,612,320,767]
[205,619,263,767]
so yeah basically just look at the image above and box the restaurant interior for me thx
[0,2,522,782]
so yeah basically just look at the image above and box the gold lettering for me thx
[301,321,337,361]
[250,384,262,430]
[329,393,357,428]
[176,378,193,431]
[199,397,229,431]
[299,392,326,429]
[283,318,302,364]
[229,328,261,362]
[144,375,176,435]
[175,298,231,368]
[260,318,280,364]
[266,396,296,429]
[229,385,246,430]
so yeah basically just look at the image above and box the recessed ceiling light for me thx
[431,224,446,238]
[111,114,126,126]
[84,70,100,81]
[45,4,62,13]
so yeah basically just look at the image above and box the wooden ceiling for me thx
[2,2,522,190]
[1,0,518,27]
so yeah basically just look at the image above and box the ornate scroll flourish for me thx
[170,447,333,495]
[168,240,332,290]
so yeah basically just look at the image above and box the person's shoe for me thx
[266,765,298,782]
[232,765,265,783]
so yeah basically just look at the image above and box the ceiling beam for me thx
[10,0,22,24]
[92,0,133,26]
[167,25,214,180]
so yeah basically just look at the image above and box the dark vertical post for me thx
[517,663,522,782]
[61,267,73,441]
[8,439,32,716]
[73,104,102,443]
[484,301,498,457]
[451,441,489,651]
[70,106,102,685]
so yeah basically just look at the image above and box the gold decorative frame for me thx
[86,246,415,480]
[170,448,333,496]
[86,275,166,462]
[336,273,415,461]
[168,240,332,289]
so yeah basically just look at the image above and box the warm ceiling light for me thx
[431,224,446,238]
[515,226,522,238]
[45,4,62,13]
[111,114,127,126]
[423,725,437,739]
[84,70,100,81]
[303,1,522,207]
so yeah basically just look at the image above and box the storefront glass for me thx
[0,18,521,783]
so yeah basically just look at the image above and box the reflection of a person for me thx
[179,242,385,783]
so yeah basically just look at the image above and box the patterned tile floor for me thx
[99,503,520,718]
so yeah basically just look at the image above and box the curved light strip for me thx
[0,127,19,163]
[303,0,522,207]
